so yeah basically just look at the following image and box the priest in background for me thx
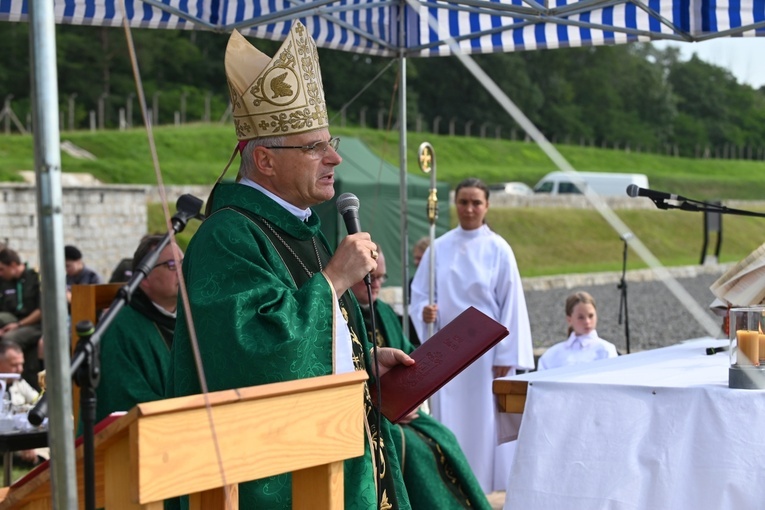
[93,235,180,424]
[352,245,492,510]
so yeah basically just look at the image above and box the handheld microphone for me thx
[336,193,371,285]
[336,193,362,235]
[626,185,687,202]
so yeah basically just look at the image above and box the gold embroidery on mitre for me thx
[225,21,329,141]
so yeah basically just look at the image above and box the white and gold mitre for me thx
[225,22,329,141]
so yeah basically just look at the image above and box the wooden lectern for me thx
[0,370,367,509]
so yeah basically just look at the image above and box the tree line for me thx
[2,23,764,159]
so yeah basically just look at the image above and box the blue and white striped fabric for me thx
[1,0,764,55]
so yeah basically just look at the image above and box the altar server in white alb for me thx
[409,177,535,494]
[537,291,618,370]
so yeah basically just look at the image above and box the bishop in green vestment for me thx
[168,21,412,510]
[352,248,493,510]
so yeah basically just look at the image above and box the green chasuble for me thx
[366,300,493,510]
[95,289,173,424]
[168,183,410,510]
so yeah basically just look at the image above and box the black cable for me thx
[365,283,383,510]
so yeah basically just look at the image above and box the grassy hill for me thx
[4,123,765,277]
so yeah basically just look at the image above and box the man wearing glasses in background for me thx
[93,234,181,424]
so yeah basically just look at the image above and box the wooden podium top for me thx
[0,370,368,510]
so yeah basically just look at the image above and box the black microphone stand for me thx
[648,195,765,218]
[632,193,765,354]
[28,194,204,510]
[617,233,632,354]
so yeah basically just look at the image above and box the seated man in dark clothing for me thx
[0,247,43,389]
[64,245,102,304]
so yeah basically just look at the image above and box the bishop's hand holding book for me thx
[371,306,509,423]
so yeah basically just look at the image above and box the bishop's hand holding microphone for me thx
[321,192,379,295]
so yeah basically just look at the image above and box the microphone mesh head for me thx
[336,193,360,214]
[626,184,638,197]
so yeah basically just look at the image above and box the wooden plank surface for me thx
[132,375,366,503]
[492,378,529,413]
[0,371,368,509]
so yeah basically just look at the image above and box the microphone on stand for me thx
[336,193,371,285]
[626,184,688,202]
[28,392,47,426]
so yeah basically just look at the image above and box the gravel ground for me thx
[523,268,728,355]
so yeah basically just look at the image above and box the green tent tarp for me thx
[316,137,450,288]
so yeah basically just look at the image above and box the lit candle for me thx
[737,330,760,366]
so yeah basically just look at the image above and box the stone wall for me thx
[0,184,147,281]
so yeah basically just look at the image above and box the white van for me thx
[533,171,649,197]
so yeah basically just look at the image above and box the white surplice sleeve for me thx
[492,238,535,370]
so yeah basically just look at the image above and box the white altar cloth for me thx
[500,338,765,510]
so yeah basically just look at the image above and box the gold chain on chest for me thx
[261,218,323,277]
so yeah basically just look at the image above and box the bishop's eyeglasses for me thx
[269,137,340,158]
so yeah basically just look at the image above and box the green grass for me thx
[485,206,765,277]
[3,123,765,277]
[3,123,765,199]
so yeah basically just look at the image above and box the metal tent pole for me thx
[29,0,79,506]
[398,0,410,333]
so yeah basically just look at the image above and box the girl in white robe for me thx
[409,177,535,494]
[537,291,618,370]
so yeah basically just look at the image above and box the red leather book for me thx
[373,306,509,423]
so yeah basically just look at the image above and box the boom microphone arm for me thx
[626,185,765,218]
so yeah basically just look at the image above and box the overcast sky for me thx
[652,38,765,89]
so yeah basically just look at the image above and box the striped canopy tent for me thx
[2,0,765,54]
[4,1,763,507]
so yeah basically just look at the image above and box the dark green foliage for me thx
[3,27,765,164]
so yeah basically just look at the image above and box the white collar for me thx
[239,177,313,221]
[456,224,489,237]
[151,300,177,319]
[565,330,600,348]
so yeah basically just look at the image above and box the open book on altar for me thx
[372,306,509,423]
[710,242,765,307]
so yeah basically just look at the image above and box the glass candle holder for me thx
[729,306,765,389]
